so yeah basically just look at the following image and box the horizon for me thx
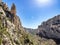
[2,0,60,29]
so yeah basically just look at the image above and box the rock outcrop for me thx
[37,15,60,45]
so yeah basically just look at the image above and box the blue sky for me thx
[3,0,60,29]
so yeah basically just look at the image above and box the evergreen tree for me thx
[11,3,16,15]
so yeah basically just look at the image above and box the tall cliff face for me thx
[37,15,60,45]
[0,2,56,45]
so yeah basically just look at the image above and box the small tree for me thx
[11,3,16,15]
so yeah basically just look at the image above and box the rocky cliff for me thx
[0,1,56,45]
[37,15,60,45]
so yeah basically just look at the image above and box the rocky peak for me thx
[0,2,22,30]
[0,2,9,11]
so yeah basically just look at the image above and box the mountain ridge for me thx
[25,15,60,45]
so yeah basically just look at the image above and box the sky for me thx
[2,0,60,29]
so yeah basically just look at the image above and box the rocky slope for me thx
[0,1,56,45]
[37,15,60,45]
[24,15,60,45]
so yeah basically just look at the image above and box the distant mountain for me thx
[0,1,56,45]
[24,28,38,35]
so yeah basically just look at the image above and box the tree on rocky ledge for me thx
[11,3,16,15]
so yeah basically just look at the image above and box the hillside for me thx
[24,15,60,45]
[0,1,56,45]
[36,15,60,45]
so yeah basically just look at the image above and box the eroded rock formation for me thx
[37,15,60,45]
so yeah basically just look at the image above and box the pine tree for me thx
[11,3,16,15]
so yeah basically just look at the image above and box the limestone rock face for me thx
[0,6,6,16]
[37,15,60,45]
